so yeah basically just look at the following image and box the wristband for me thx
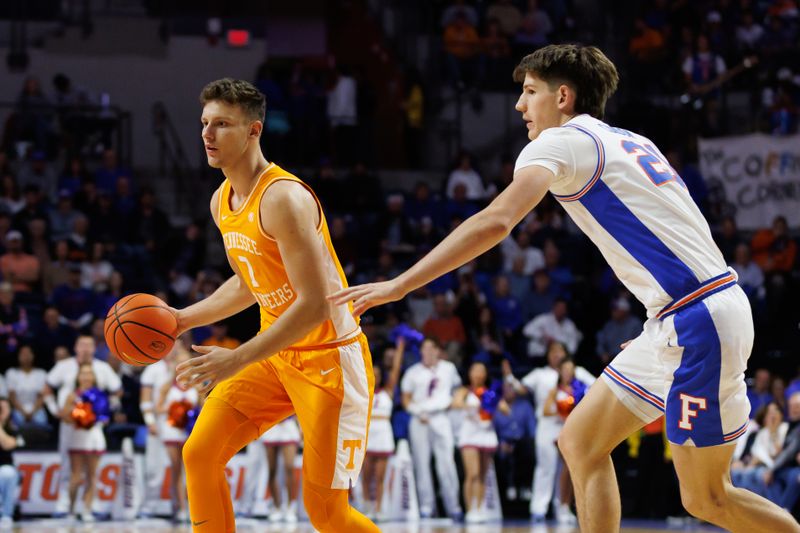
[143,412,156,426]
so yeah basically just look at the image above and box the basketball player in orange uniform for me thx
[172,79,379,533]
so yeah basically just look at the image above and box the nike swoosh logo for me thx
[193,520,209,526]
[221,215,228,220]
[321,368,335,376]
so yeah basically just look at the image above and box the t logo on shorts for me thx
[343,439,362,469]
[678,393,707,430]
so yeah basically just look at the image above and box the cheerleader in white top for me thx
[60,363,109,523]
[261,416,301,523]
[452,362,509,524]
[361,335,404,520]
[542,357,587,526]
[156,348,200,523]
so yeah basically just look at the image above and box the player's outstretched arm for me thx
[172,188,256,334]
[330,165,555,316]
[178,180,334,393]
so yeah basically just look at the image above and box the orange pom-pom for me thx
[71,401,96,429]
[167,400,193,429]
[556,392,576,419]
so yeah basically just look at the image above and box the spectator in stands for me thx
[379,195,415,256]
[200,322,241,350]
[446,152,485,201]
[773,377,788,414]
[33,307,74,370]
[714,216,742,263]
[488,275,523,347]
[94,148,128,195]
[765,393,800,511]
[596,297,643,366]
[326,66,358,166]
[542,240,573,298]
[682,34,727,101]
[441,0,479,29]
[525,268,557,321]
[481,19,512,87]
[731,243,765,302]
[493,382,536,502]
[522,299,582,358]
[17,151,57,201]
[49,190,82,243]
[89,319,110,362]
[444,184,480,224]
[747,402,789,498]
[0,174,24,215]
[506,256,532,310]
[513,0,553,54]
[58,157,89,198]
[0,231,40,293]
[736,11,765,52]
[751,215,797,274]
[502,229,544,275]
[6,345,47,428]
[43,240,71,295]
[66,215,90,262]
[0,282,27,365]
[0,398,20,528]
[27,217,51,268]
[443,12,482,88]
[423,293,467,362]
[486,0,522,36]
[50,263,96,332]
[81,242,113,292]
[12,185,47,234]
[628,18,665,64]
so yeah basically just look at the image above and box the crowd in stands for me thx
[0,0,798,524]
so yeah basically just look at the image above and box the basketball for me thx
[104,293,178,366]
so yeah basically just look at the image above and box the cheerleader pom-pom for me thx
[81,388,111,424]
[389,324,425,348]
[71,401,97,429]
[168,400,193,429]
[185,407,200,436]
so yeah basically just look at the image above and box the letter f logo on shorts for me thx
[678,393,707,430]
[343,439,362,469]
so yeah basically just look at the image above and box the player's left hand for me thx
[176,344,243,396]
[328,279,406,317]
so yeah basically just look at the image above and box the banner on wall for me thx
[698,134,800,229]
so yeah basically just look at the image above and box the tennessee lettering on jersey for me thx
[222,231,262,256]
[216,163,359,347]
[253,283,294,310]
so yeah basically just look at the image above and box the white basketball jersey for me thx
[515,114,726,317]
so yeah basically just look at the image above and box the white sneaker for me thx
[465,509,481,523]
[284,507,298,524]
[506,487,517,500]
[556,503,577,525]
[268,509,284,523]
[0,516,12,529]
[81,512,96,523]
[177,509,189,523]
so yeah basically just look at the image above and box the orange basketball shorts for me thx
[208,333,375,489]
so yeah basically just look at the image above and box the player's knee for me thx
[182,432,209,472]
[680,486,729,522]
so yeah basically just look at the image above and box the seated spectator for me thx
[58,157,89,198]
[488,275,523,345]
[5,345,47,428]
[731,243,765,302]
[94,148,129,194]
[134,187,170,259]
[628,18,665,63]
[514,0,552,53]
[745,403,788,497]
[0,174,24,215]
[765,393,800,511]
[0,282,27,365]
[441,0,479,28]
[525,268,557,320]
[446,152,486,201]
[32,307,75,369]
[89,318,110,362]
[522,299,582,358]
[27,216,51,268]
[747,369,773,419]
[444,184,480,223]
[49,190,82,243]
[714,216,742,264]
[66,215,90,262]
[422,293,467,362]
[405,182,442,230]
[50,264,96,332]
[0,398,20,528]
[0,231,40,293]
[542,240,573,298]
[43,240,71,295]
[486,0,522,36]
[17,150,57,201]
[595,297,643,366]
[736,11,764,52]
[201,322,241,350]
[506,256,531,306]
[81,242,113,292]
[502,229,544,275]
[773,377,788,414]
[378,195,415,255]
[443,12,482,88]
[750,216,797,274]
[481,19,512,86]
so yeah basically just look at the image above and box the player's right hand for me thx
[168,307,189,337]
[328,280,405,317]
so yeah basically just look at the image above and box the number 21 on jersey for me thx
[621,140,685,189]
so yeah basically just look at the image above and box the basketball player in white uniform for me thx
[139,346,177,517]
[504,341,594,522]
[332,44,800,532]
[399,338,463,519]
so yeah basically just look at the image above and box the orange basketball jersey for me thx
[216,163,359,347]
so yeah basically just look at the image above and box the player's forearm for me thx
[232,296,329,367]
[395,208,512,296]
[179,275,255,330]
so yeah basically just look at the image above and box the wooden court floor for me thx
[6,517,724,532]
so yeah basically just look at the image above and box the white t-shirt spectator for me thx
[327,75,357,127]
[522,312,583,357]
[521,365,595,419]
[446,168,487,200]
[401,360,462,414]
[501,235,545,274]
[731,260,764,293]
[5,367,46,413]
[46,357,121,408]
[736,22,764,50]
[751,422,788,468]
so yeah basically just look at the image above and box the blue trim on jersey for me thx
[579,181,699,299]
[552,124,605,202]
[666,302,724,446]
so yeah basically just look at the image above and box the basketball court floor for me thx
[8,517,724,532]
